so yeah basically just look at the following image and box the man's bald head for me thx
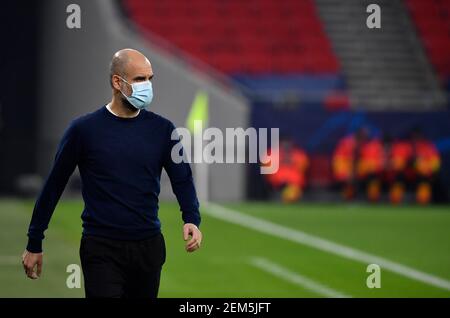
[109,48,153,88]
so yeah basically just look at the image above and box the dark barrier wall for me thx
[250,102,450,201]
[0,2,40,194]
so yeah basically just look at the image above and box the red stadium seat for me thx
[406,0,450,78]
[123,0,339,75]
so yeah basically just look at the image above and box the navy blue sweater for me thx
[27,106,200,253]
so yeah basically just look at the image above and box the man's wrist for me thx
[184,222,199,228]
[26,237,43,253]
[183,214,201,228]
[184,221,200,228]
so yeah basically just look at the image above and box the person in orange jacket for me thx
[263,137,309,203]
[385,137,413,204]
[358,137,384,202]
[332,128,369,200]
[410,129,440,204]
[387,129,440,204]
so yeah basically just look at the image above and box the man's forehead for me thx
[126,60,153,76]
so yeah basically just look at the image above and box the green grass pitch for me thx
[0,198,449,297]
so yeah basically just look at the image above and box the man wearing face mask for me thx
[22,48,202,298]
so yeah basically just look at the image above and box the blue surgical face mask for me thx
[119,76,153,110]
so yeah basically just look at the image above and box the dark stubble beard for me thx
[121,95,138,112]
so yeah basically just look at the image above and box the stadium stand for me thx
[405,0,450,93]
[123,0,345,104]
[315,0,446,110]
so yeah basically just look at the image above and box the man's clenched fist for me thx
[22,250,43,279]
[183,223,202,253]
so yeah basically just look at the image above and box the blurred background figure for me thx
[387,128,441,205]
[387,132,418,204]
[262,137,309,203]
[358,134,385,202]
[332,127,369,201]
[409,128,441,204]
[379,134,405,204]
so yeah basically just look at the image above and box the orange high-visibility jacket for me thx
[264,147,309,188]
[332,136,359,181]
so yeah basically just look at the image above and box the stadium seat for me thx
[405,0,450,80]
[123,0,340,76]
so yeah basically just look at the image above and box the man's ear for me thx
[112,75,121,91]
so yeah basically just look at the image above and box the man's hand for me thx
[22,250,43,279]
[183,223,202,253]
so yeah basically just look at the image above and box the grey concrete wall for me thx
[37,0,249,201]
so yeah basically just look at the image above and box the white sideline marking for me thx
[251,257,351,298]
[204,203,450,291]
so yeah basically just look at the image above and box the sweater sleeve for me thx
[26,121,81,253]
[163,122,201,227]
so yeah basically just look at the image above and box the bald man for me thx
[22,49,202,298]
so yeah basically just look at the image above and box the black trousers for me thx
[79,232,166,298]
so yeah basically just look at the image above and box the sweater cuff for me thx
[27,237,43,253]
[183,212,201,228]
